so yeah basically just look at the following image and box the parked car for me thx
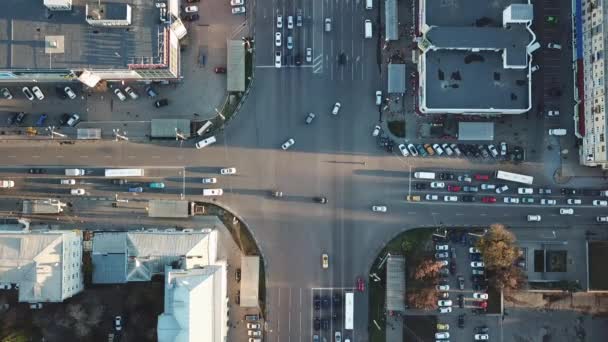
[220,167,237,175]
[35,114,48,127]
[496,185,509,194]
[436,244,449,251]
[398,144,409,157]
[22,87,35,100]
[473,293,488,300]
[149,182,165,189]
[0,88,12,99]
[431,182,445,189]
[438,307,452,313]
[481,196,496,203]
[567,198,582,205]
[155,99,169,108]
[232,6,246,14]
[471,261,485,268]
[432,143,444,156]
[518,187,534,194]
[331,102,341,115]
[436,284,450,291]
[305,112,316,124]
[540,199,557,205]
[0,180,15,188]
[145,86,158,97]
[444,195,458,202]
[114,88,127,101]
[66,114,80,127]
[128,187,144,193]
[372,205,387,213]
[32,86,44,100]
[372,125,381,137]
[281,138,295,150]
[124,86,138,99]
[70,189,86,196]
[184,5,198,12]
[64,86,77,99]
[504,197,520,204]
[425,194,439,201]
[593,200,608,206]
[114,316,122,331]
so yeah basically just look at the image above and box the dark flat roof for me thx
[0,0,160,70]
[425,0,528,27]
[424,50,529,110]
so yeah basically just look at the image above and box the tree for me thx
[407,287,438,309]
[412,260,444,281]
[476,224,519,270]
[488,266,525,292]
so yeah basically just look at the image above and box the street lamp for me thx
[214,108,226,121]
[46,126,67,139]
[175,128,187,141]
[113,129,129,141]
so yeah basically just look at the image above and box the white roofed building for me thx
[0,230,83,303]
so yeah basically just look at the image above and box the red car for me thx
[482,197,496,203]
[356,277,365,292]
[474,174,490,181]
[214,67,227,73]
[448,185,461,192]
[473,300,488,309]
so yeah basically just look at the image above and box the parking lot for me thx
[311,288,353,342]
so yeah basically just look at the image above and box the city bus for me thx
[104,168,145,177]
[345,292,354,330]
[495,170,533,185]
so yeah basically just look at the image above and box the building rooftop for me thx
[423,50,529,111]
[0,0,160,70]
[425,0,528,27]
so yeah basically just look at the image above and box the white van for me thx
[364,20,372,38]
[366,0,373,10]
[196,136,217,149]
[414,172,436,180]
[196,121,213,136]
[548,128,567,136]
[203,188,224,196]
[528,42,541,53]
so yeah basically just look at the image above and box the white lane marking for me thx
[56,155,64,158]
[7,156,16,158]
[480,213,487,216]
[127,156,136,159]
[456,213,464,216]
[104,155,112,158]
[288,287,292,340]
[80,155,88,158]
[32,155,40,158]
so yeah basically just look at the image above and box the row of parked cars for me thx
[395,142,513,160]
[1,86,78,101]
[7,112,80,127]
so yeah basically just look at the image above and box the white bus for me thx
[496,170,533,185]
[345,292,354,330]
[104,168,145,177]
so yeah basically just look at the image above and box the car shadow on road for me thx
[354,169,411,178]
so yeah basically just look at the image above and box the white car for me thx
[458,175,472,183]
[481,184,496,190]
[435,332,450,339]
[220,167,237,175]
[435,245,449,251]
[0,180,15,188]
[425,194,439,201]
[115,316,122,331]
[332,102,341,115]
[66,114,80,127]
[248,330,262,337]
[306,48,312,63]
[275,51,282,68]
[547,43,562,49]
[540,199,557,205]
[431,182,445,189]
[500,141,507,156]
[487,144,499,158]
[202,177,217,184]
[64,86,77,99]
[444,195,458,202]
[230,0,244,5]
[560,208,574,215]
[281,138,295,150]
[372,125,381,137]
[60,179,76,185]
[232,6,246,14]
[432,143,444,156]
[438,307,452,313]
[372,205,387,212]
[531,64,539,72]
[305,112,316,124]
[469,247,481,254]
[71,189,86,196]
[398,144,409,157]
[407,144,418,156]
[504,197,520,204]
[567,198,582,205]
[593,200,608,206]
[518,187,533,194]
[124,86,138,99]
[597,216,608,223]
[203,188,224,196]
[195,136,217,149]
[471,261,485,268]
[474,334,489,341]
[247,323,261,329]
[287,15,294,29]
[32,86,44,100]
[442,143,453,156]
[114,88,127,101]
[276,15,283,28]
[22,87,35,100]
[275,32,282,47]
[184,6,198,13]
[496,185,509,194]
[1,88,13,99]
[527,215,541,222]
[547,110,560,116]
[473,293,488,300]
[436,284,450,291]
[375,90,382,106]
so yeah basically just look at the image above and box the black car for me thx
[154,98,169,108]
[321,296,330,309]
[449,262,456,274]
[415,183,426,190]
[15,112,26,125]
[235,290,240,304]
[235,268,241,282]
[462,195,475,202]
[476,326,489,334]
[561,188,577,195]
[313,295,321,310]
[28,168,46,174]
[339,52,346,65]
[182,13,199,21]
[332,293,341,306]
[7,113,18,126]
[332,311,340,322]
[582,189,600,196]
[439,172,455,180]
[458,314,465,328]
[55,86,68,100]
[59,113,71,126]
[458,294,464,308]
[321,319,329,330]
[112,179,129,185]
[313,318,321,331]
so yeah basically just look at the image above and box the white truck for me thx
[65,168,85,176]
[414,172,436,180]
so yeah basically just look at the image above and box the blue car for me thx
[35,114,48,127]
[128,187,143,193]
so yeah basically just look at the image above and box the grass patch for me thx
[387,120,406,138]
[368,228,434,342]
